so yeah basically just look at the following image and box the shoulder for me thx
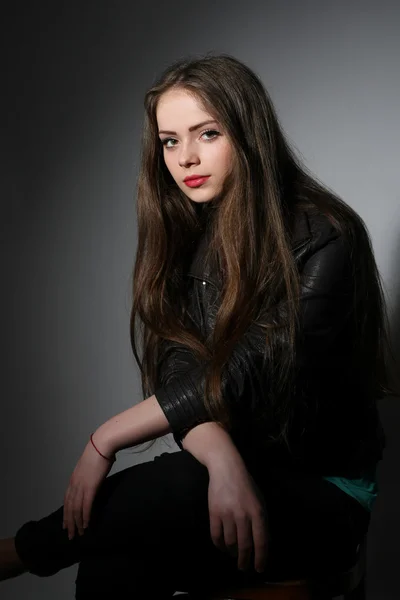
[291,204,348,263]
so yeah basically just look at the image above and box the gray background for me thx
[1,1,399,598]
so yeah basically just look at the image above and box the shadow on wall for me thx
[367,230,400,600]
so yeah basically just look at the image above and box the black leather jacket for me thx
[154,208,385,477]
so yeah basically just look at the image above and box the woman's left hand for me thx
[207,456,269,573]
[62,436,115,540]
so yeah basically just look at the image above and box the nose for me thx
[178,142,200,168]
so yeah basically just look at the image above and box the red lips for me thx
[184,176,210,188]
[184,175,209,181]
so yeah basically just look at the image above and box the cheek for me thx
[163,153,177,176]
[217,146,233,174]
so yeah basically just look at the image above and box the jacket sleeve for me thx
[154,228,352,445]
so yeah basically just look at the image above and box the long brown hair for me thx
[130,53,394,451]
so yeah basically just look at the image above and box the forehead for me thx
[156,89,212,128]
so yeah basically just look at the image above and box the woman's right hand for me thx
[207,456,269,573]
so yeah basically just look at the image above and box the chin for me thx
[186,190,217,204]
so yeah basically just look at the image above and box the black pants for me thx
[14,449,370,599]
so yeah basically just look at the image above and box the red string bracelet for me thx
[90,433,116,463]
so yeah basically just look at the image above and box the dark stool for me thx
[178,535,367,600]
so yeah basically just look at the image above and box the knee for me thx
[14,517,78,577]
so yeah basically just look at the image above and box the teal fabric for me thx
[323,467,378,512]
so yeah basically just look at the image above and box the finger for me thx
[63,487,73,537]
[236,516,253,571]
[209,515,225,551]
[252,510,268,573]
[66,488,77,540]
[62,488,70,530]
[82,491,95,530]
[73,488,85,535]
[223,519,238,556]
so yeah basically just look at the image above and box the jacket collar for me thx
[187,209,312,285]
[291,208,313,251]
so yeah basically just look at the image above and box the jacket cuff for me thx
[154,365,211,437]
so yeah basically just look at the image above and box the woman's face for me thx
[156,88,233,204]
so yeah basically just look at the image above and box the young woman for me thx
[0,54,391,598]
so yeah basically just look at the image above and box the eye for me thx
[160,129,221,149]
[201,129,221,141]
[161,138,177,149]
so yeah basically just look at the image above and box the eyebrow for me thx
[158,119,218,135]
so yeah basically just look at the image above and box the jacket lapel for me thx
[187,210,312,285]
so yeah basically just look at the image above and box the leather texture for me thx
[154,207,384,477]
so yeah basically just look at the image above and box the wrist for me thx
[90,433,116,462]
[182,422,244,472]
[206,447,247,478]
[91,426,117,458]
